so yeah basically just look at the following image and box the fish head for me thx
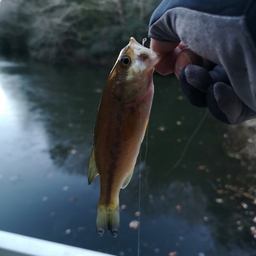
[110,37,160,104]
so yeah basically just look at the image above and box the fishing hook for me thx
[142,37,147,46]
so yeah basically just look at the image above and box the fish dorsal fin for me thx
[121,168,134,189]
[88,149,99,184]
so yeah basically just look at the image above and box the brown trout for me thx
[88,37,160,236]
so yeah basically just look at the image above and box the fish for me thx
[88,37,160,236]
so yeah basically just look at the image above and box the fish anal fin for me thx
[96,201,119,237]
[88,149,99,184]
[121,169,134,189]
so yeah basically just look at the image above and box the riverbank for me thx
[0,0,160,65]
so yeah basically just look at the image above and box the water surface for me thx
[0,57,256,256]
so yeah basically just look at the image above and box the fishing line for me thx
[171,109,209,171]
[137,127,149,256]
[143,126,149,188]
[137,37,148,256]
[137,158,141,256]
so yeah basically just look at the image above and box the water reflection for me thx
[0,56,256,255]
[0,87,7,113]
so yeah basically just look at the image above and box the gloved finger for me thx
[182,64,230,92]
[182,65,212,92]
[179,64,256,124]
[209,65,230,85]
[179,66,208,107]
[207,82,256,124]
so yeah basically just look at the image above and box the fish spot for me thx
[139,53,149,61]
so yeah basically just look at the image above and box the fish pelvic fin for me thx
[96,201,119,237]
[142,118,149,142]
[88,149,99,184]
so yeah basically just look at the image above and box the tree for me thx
[0,0,161,65]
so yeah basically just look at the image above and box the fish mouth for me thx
[129,37,160,67]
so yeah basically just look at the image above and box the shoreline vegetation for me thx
[0,0,160,66]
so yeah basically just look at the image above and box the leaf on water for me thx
[158,126,166,132]
[203,216,209,222]
[129,220,139,229]
[217,190,224,194]
[95,88,102,93]
[241,202,248,209]
[77,226,85,231]
[65,229,71,235]
[120,204,126,210]
[175,205,181,212]
[70,149,76,154]
[215,198,224,204]
[134,211,140,217]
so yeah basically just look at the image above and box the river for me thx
[0,56,255,256]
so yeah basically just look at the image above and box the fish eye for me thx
[120,55,131,67]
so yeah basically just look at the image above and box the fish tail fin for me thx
[96,200,119,237]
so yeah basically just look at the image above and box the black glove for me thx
[179,65,256,124]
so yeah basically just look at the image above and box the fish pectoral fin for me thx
[88,149,99,184]
[121,169,134,189]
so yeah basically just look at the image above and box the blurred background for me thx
[0,0,256,255]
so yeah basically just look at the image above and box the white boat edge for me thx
[0,230,115,256]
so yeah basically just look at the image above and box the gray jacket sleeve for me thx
[148,0,256,113]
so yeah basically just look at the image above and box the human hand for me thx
[148,0,256,124]
[151,39,256,124]
[150,39,204,78]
